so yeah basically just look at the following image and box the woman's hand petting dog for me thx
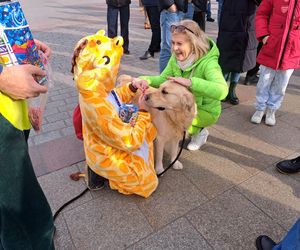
[132,78,149,93]
[168,77,192,87]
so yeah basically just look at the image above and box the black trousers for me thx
[193,11,206,31]
[107,4,130,51]
[246,42,263,77]
[144,5,161,53]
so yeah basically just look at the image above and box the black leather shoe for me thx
[124,50,130,55]
[244,75,259,85]
[255,235,276,250]
[139,50,154,60]
[207,17,215,22]
[276,155,300,174]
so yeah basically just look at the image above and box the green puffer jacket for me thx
[140,39,228,118]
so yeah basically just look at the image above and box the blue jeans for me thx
[183,2,194,20]
[159,10,183,73]
[273,218,300,250]
[223,72,240,84]
[207,1,212,18]
[255,66,294,111]
[217,0,223,26]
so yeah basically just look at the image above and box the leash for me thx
[157,131,186,177]
[53,187,89,221]
[53,131,186,222]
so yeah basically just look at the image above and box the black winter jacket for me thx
[217,0,258,73]
[141,0,158,6]
[158,0,188,13]
[106,0,131,7]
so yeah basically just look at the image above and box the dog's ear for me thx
[71,39,88,74]
[181,93,195,113]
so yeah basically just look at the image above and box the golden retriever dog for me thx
[117,75,195,174]
[143,81,195,174]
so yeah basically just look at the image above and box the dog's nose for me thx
[144,94,150,101]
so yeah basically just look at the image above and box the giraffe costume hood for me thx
[73,30,158,198]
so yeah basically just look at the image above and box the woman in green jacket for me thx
[135,19,228,150]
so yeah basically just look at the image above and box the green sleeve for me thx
[190,63,228,101]
[139,56,175,88]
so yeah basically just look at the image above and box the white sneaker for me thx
[251,110,265,124]
[265,109,276,126]
[187,128,209,151]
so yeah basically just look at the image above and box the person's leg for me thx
[86,165,107,190]
[225,72,240,105]
[107,5,118,39]
[187,109,218,150]
[251,66,275,124]
[120,4,130,53]
[264,68,294,126]
[146,5,161,53]
[274,218,300,250]
[207,1,211,18]
[217,0,223,26]
[159,10,182,73]
[255,66,276,111]
[266,68,294,111]
[206,1,214,21]
[0,114,54,249]
[183,2,194,20]
[193,10,206,31]
[245,42,263,85]
[256,218,300,249]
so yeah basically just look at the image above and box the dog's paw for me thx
[172,161,183,170]
[155,165,164,175]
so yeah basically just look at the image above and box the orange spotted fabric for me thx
[73,30,158,198]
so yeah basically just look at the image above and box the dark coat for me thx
[106,0,131,7]
[192,0,207,12]
[256,0,300,70]
[141,0,158,6]
[217,0,258,73]
[158,0,188,13]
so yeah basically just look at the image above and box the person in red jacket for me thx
[251,0,300,126]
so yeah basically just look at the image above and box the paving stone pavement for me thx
[20,0,300,249]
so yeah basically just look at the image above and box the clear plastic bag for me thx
[27,51,53,132]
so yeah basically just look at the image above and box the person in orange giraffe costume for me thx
[72,30,158,198]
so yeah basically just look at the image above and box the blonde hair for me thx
[172,19,210,61]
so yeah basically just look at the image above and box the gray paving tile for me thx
[207,127,288,174]
[277,109,300,130]
[54,215,76,250]
[186,189,285,250]
[38,165,92,214]
[247,121,300,153]
[236,166,300,230]
[182,147,252,199]
[63,191,153,250]
[33,130,62,145]
[216,106,257,135]
[133,170,208,230]
[46,111,70,123]
[128,217,212,250]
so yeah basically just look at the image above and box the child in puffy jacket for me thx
[251,0,300,126]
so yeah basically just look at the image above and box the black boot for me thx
[226,82,239,105]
